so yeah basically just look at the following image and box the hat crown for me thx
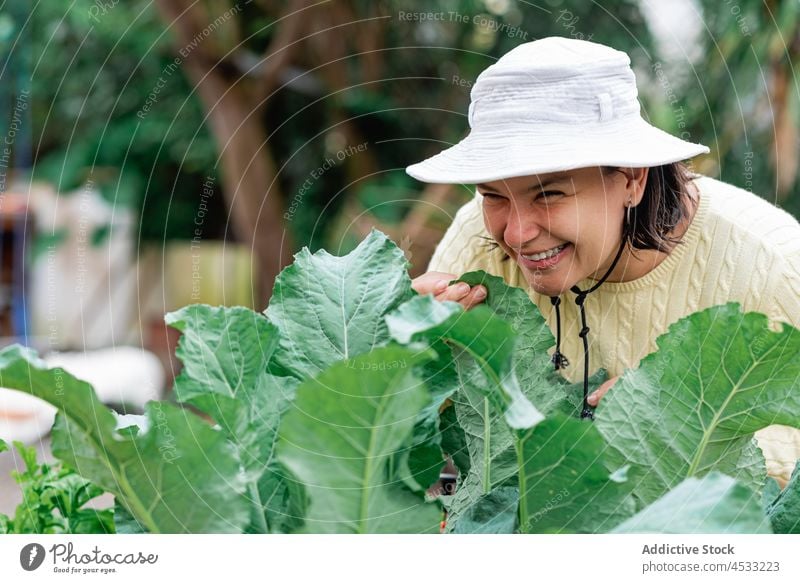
[404,37,709,185]
[484,37,629,73]
[468,36,640,128]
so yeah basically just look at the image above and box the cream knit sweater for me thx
[428,175,800,487]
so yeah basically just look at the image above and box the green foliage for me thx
[612,473,771,534]
[0,231,445,534]
[452,487,518,534]
[517,415,634,534]
[439,298,796,533]
[765,462,800,534]
[10,0,795,252]
[595,304,800,506]
[265,229,415,380]
[23,1,222,241]
[0,346,250,533]
[0,441,114,534]
[277,345,441,533]
[165,304,301,533]
[384,249,800,533]
[1,230,798,534]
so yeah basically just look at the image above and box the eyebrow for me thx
[476,177,566,194]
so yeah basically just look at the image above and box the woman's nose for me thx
[503,203,543,250]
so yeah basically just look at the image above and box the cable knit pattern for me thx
[427,175,800,487]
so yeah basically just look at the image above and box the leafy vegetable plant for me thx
[0,230,797,533]
[0,440,113,534]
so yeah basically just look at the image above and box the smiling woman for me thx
[474,165,698,297]
[406,37,800,487]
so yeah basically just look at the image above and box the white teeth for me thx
[523,244,566,261]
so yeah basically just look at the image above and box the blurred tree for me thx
[25,1,226,242]
[648,0,799,213]
[16,0,797,305]
[152,0,660,280]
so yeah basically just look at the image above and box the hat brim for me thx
[405,119,710,184]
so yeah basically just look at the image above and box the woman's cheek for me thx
[482,211,505,242]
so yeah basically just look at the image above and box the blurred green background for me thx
[1,0,798,306]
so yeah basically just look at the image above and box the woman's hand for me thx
[412,271,487,310]
[587,375,619,407]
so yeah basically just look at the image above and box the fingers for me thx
[435,282,486,309]
[411,271,457,296]
[463,284,487,308]
[587,375,619,407]
[411,272,487,310]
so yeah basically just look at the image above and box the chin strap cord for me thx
[550,237,628,420]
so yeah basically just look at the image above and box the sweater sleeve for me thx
[427,193,492,275]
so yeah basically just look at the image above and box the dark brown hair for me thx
[482,161,697,261]
[614,162,697,254]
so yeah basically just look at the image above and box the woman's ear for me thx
[621,167,649,205]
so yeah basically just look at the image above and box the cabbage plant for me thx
[0,230,798,534]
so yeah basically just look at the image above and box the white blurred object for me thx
[0,390,56,445]
[44,347,165,408]
[28,181,137,350]
[0,347,165,445]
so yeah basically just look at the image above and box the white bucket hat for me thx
[406,37,709,184]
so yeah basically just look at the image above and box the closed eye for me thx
[480,192,504,201]
[479,191,563,202]
[538,191,563,199]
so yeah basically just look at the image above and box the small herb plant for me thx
[0,230,797,533]
[0,440,113,534]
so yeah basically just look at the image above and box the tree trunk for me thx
[154,0,295,307]
[190,71,292,307]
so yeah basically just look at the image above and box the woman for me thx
[407,37,800,486]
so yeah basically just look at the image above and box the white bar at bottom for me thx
[0,534,798,582]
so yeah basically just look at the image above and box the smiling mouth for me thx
[520,243,568,261]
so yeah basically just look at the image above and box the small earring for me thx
[624,201,633,237]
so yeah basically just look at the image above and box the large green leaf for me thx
[447,357,524,513]
[766,461,800,533]
[595,304,800,506]
[516,415,634,533]
[612,473,771,533]
[393,419,447,493]
[276,345,442,533]
[389,310,460,494]
[386,294,542,430]
[165,305,290,473]
[452,487,518,534]
[0,346,249,533]
[165,304,301,532]
[387,278,602,528]
[265,229,414,380]
[457,271,582,415]
[387,291,546,529]
[439,403,470,475]
[113,502,146,534]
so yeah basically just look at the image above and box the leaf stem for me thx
[686,360,760,477]
[515,435,528,534]
[249,481,269,534]
[483,397,491,495]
